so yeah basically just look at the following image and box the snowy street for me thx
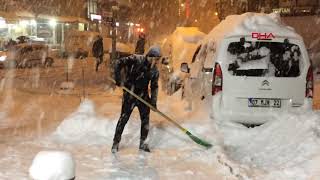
[0,58,320,179]
[1,1,320,179]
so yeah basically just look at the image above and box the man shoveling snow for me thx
[111,45,161,153]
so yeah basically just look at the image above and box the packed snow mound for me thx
[29,151,75,180]
[52,99,116,144]
[52,97,215,149]
[204,13,301,46]
[220,110,320,172]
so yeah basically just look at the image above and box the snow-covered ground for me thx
[1,58,320,179]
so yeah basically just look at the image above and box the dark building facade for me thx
[0,0,88,47]
[0,0,87,17]
[216,0,320,20]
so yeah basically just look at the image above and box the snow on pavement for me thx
[49,97,237,179]
[1,86,320,179]
[0,96,237,180]
[50,94,320,180]
[219,109,320,179]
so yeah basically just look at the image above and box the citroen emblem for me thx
[262,80,270,86]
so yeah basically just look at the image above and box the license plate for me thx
[248,98,281,108]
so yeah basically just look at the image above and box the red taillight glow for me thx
[306,66,313,98]
[212,63,223,95]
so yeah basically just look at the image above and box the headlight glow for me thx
[0,56,7,62]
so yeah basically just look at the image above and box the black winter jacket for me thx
[115,55,159,105]
[135,38,146,55]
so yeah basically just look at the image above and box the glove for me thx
[151,101,157,109]
[115,80,121,87]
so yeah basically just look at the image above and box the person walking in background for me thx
[112,45,161,153]
[135,33,146,55]
[92,35,104,72]
[6,38,17,49]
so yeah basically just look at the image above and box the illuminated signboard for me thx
[273,8,291,14]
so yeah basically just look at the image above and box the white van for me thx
[180,13,313,124]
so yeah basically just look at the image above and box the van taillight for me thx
[212,63,223,95]
[306,66,313,98]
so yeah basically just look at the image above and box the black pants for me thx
[95,56,103,72]
[113,92,150,144]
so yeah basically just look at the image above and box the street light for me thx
[30,20,37,26]
[0,18,6,28]
[19,20,29,27]
[49,19,57,27]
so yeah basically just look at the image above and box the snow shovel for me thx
[109,78,213,149]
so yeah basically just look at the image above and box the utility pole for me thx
[109,5,119,81]
[111,6,119,66]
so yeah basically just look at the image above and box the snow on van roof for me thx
[204,13,302,45]
[199,13,303,69]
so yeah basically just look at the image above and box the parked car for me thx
[64,30,133,59]
[160,27,205,94]
[180,13,313,125]
[64,30,99,58]
[0,43,54,68]
[105,40,134,58]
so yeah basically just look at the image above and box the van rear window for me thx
[227,40,302,77]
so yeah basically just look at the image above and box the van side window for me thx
[192,45,201,63]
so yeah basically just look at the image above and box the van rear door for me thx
[222,38,309,111]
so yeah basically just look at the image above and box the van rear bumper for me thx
[218,110,276,124]
[212,95,313,124]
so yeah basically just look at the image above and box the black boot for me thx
[111,142,119,153]
[139,142,151,152]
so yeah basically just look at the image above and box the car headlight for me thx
[0,56,7,62]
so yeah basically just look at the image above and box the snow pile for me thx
[219,109,320,179]
[52,99,116,145]
[29,151,75,180]
[52,96,214,149]
[49,93,320,179]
